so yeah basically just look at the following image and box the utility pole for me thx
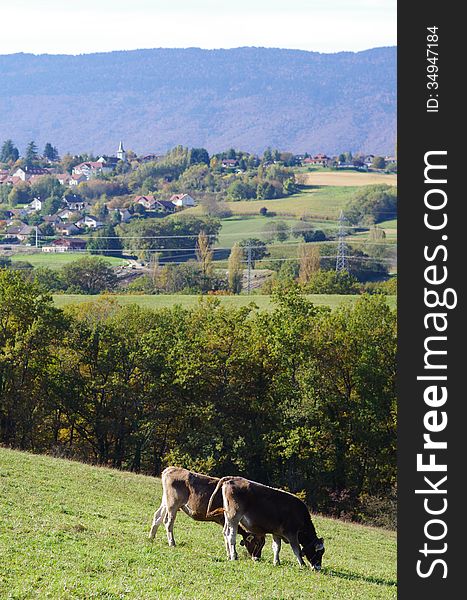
[247,243,252,294]
[335,210,347,272]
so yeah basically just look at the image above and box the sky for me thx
[0,0,396,55]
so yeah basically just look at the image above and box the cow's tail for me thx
[206,477,228,518]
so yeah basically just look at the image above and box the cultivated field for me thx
[296,172,397,187]
[0,448,397,600]
[8,252,128,269]
[52,293,397,311]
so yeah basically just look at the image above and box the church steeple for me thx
[117,141,126,161]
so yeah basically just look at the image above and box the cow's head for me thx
[240,533,266,560]
[300,536,325,571]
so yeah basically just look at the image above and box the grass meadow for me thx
[51,293,397,311]
[0,448,397,600]
[9,252,128,270]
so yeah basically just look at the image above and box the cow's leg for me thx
[272,535,282,566]
[164,506,178,547]
[225,518,239,560]
[149,503,166,539]
[223,517,230,558]
[289,533,306,568]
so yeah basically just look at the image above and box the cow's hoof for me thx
[252,557,260,562]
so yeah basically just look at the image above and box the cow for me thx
[149,467,265,559]
[207,476,325,570]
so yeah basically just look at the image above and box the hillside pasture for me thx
[52,293,397,311]
[0,448,397,600]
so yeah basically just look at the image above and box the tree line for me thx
[0,269,396,525]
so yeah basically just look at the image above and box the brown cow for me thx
[149,467,265,559]
[207,476,325,569]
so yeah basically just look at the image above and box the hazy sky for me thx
[0,0,396,55]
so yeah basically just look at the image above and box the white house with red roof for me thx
[170,193,196,208]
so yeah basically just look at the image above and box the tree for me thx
[24,141,39,166]
[239,239,269,267]
[61,256,117,294]
[0,269,66,447]
[196,231,213,276]
[8,182,31,206]
[298,244,320,284]
[371,156,386,170]
[32,267,66,292]
[262,220,289,242]
[87,225,123,257]
[228,243,243,294]
[275,221,289,242]
[305,270,359,294]
[189,148,210,166]
[40,195,62,217]
[227,180,256,200]
[344,185,397,225]
[256,181,277,200]
[31,175,62,201]
[43,143,59,161]
[0,139,19,163]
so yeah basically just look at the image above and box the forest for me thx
[0,268,397,526]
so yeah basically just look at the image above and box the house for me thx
[134,195,156,209]
[6,176,24,186]
[42,237,87,253]
[12,166,50,181]
[28,198,42,212]
[6,223,34,242]
[112,208,132,223]
[72,161,112,180]
[75,215,103,229]
[43,214,63,226]
[152,199,176,213]
[222,158,238,168]
[55,173,71,185]
[69,174,87,186]
[63,194,88,211]
[221,159,238,169]
[138,154,163,164]
[303,154,331,167]
[170,193,196,208]
[55,222,81,236]
[0,170,11,185]
[57,209,77,220]
[9,207,28,219]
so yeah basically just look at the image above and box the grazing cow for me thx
[149,467,265,559]
[207,476,325,569]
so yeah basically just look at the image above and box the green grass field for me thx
[9,252,128,269]
[52,293,397,311]
[225,187,355,219]
[217,215,305,248]
[0,448,397,599]
[182,186,357,220]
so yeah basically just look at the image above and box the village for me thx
[0,140,396,252]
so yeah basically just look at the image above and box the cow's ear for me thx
[315,538,324,551]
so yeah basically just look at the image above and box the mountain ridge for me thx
[0,46,396,156]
